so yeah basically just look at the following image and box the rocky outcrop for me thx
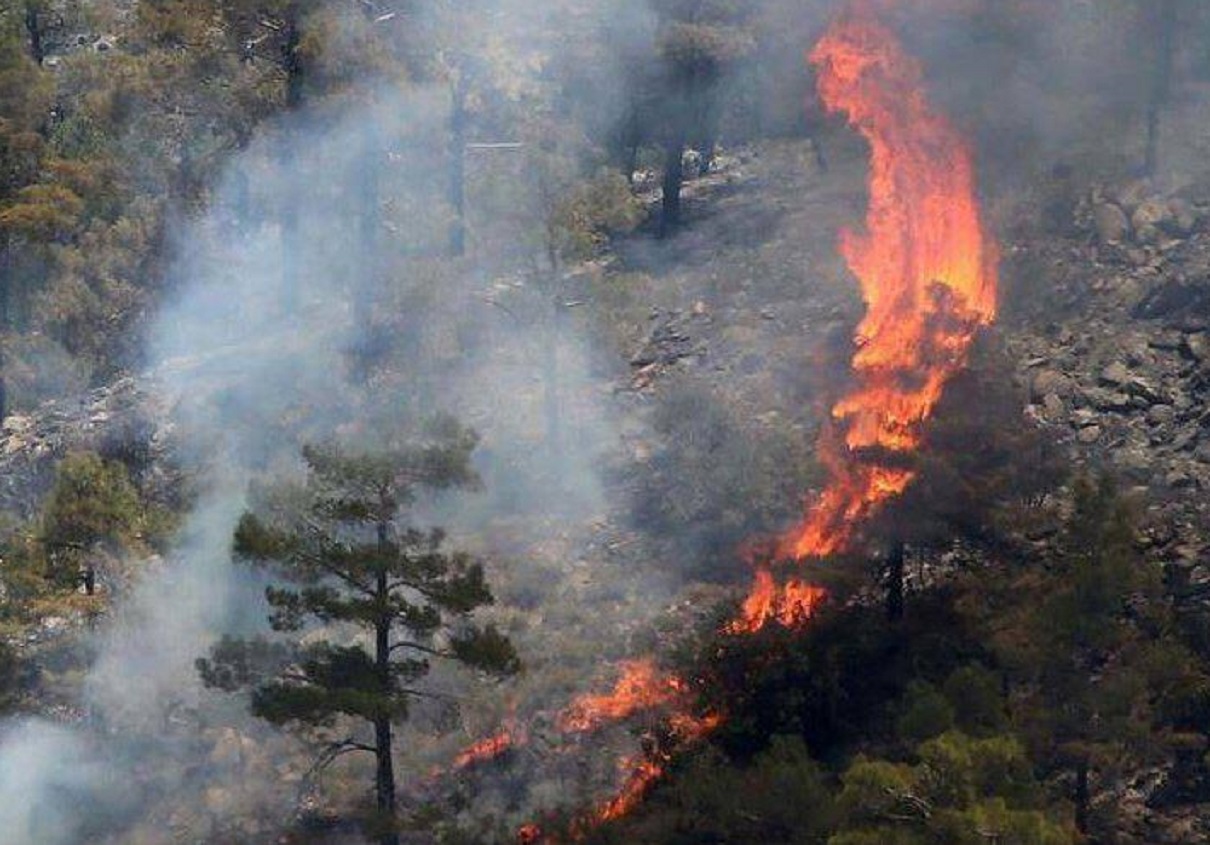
[1014,179,1210,593]
[0,376,178,521]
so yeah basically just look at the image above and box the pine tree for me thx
[39,451,143,596]
[198,427,519,845]
[648,0,755,235]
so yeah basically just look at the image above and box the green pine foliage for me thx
[198,430,519,839]
[38,450,144,595]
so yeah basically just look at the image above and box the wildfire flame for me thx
[451,726,520,771]
[727,566,829,635]
[488,4,999,839]
[556,659,685,734]
[774,5,998,564]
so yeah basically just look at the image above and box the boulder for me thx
[1133,198,1174,240]
[1168,197,1199,235]
[1093,203,1131,244]
[1042,393,1066,422]
[1083,387,1133,412]
[1100,361,1132,386]
[1078,425,1103,444]
[1032,368,1075,400]
[1183,333,1209,363]
[1115,180,1153,212]
[1147,405,1177,426]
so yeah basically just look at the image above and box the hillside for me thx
[3,2,1210,845]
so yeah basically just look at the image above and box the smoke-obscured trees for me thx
[198,431,520,845]
[39,451,145,596]
[647,1,756,235]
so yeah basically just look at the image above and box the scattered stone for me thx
[1125,376,1165,404]
[1147,405,1177,426]
[1093,203,1131,244]
[1042,393,1066,421]
[1133,199,1173,244]
[1183,333,1209,362]
[1100,361,1132,386]
[1168,197,1199,235]
[1032,368,1075,400]
[1078,425,1103,444]
[1166,469,1197,489]
[1083,387,1133,412]
[1071,408,1100,428]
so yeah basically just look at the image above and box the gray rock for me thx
[1172,430,1199,452]
[1093,203,1131,244]
[1166,469,1197,489]
[1071,408,1101,428]
[1115,180,1153,212]
[1125,376,1165,404]
[1078,425,1103,444]
[1133,198,1173,240]
[1032,368,1074,399]
[1167,198,1199,235]
[1101,361,1132,386]
[1083,387,1134,412]
[1183,333,1209,363]
[1147,405,1177,426]
[1043,393,1066,421]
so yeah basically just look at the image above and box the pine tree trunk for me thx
[1074,758,1090,835]
[448,80,467,258]
[374,517,398,845]
[659,133,684,238]
[1145,0,1179,177]
[886,541,906,622]
[542,298,563,472]
[620,104,641,185]
[0,235,8,423]
[279,1,305,316]
[352,125,381,380]
[24,2,44,65]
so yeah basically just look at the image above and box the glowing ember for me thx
[517,823,544,844]
[774,4,998,563]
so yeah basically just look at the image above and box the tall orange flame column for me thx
[778,9,998,563]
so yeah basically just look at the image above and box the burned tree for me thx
[648,2,754,236]
[198,431,519,845]
[1144,0,1180,177]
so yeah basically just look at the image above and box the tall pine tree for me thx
[198,424,519,845]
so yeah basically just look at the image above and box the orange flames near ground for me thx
[451,726,521,771]
[556,659,685,734]
[596,711,724,823]
[489,5,999,841]
[727,566,829,634]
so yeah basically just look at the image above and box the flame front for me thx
[773,6,998,564]
[556,659,685,734]
[728,567,829,635]
[488,5,1001,839]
